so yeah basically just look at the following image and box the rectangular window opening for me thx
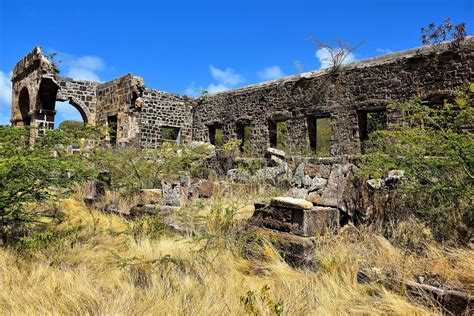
[107,115,118,146]
[161,126,181,145]
[269,120,288,150]
[357,110,387,154]
[208,125,223,147]
[236,123,251,155]
[308,116,332,157]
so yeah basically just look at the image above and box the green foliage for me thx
[58,120,84,130]
[91,144,212,197]
[316,117,332,157]
[14,226,80,260]
[0,127,99,243]
[359,86,473,244]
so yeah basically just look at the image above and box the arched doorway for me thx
[54,100,88,129]
[18,87,31,126]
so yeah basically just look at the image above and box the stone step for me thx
[251,204,339,237]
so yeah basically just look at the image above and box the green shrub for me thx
[359,85,473,244]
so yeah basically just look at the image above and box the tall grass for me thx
[0,194,471,315]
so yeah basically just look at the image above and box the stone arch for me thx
[18,86,31,126]
[56,95,92,125]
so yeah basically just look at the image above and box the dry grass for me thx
[0,192,472,315]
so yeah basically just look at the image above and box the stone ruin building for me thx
[9,37,474,156]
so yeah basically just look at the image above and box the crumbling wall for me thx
[10,47,59,129]
[95,74,145,147]
[56,77,99,124]
[192,38,474,156]
[140,89,193,149]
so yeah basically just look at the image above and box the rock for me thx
[366,178,385,190]
[318,163,359,216]
[270,197,313,210]
[266,147,286,159]
[306,192,321,204]
[103,203,129,216]
[385,169,405,188]
[304,175,327,192]
[292,163,305,187]
[161,178,188,207]
[227,168,251,182]
[254,162,293,186]
[138,189,162,205]
[286,187,309,200]
[303,163,332,178]
[292,163,328,191]
[129,204,157,217]
[296,207,340,236]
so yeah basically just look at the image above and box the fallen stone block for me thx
[270,197,313,210]
[319,163,359,216]
[293,207,340,236]
[286,187,309,200]
[266,147,286,159]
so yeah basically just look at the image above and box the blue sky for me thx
[0,0,472,125]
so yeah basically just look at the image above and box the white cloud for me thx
[376,48,394,55]
[257,66,284,81]
[57,53,105,82]
[66,68,101,82]
[0,70,12,125]
[55,101,84,126]
[209,65,243,86]
[185,65,244,95]
[315,47,357,69]
[207,83,231,94]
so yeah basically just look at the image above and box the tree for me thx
[58,120,84,130]
[359,84,474,244]
[420,18,467,47]
[0,127,98,243]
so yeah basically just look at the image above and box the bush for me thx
[0,127,98,243]
[359,84,473,244]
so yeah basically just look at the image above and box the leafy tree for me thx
[359,84,473,244]
[0,127,98,243]
[58,120,84,130]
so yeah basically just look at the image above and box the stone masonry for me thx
[9,37,474,154]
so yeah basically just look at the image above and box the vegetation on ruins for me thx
[420,18,467,47]
[0,126,99,243]
[359,84,474,244]
[58,119,84,130]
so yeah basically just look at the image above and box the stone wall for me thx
[140,89,193,149]
[95,74,145,147]
[9,38,474,154]
[192,38,474,156]
[10,47,59,129]
[56,77,99,124]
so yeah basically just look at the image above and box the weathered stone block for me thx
[270,197,313,210]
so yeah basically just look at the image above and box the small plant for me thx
[420,18,467,47]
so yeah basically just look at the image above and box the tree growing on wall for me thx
[420,18,467,47]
